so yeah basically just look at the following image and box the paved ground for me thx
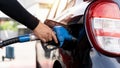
[0,41,37,68]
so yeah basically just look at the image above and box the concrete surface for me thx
[0,41,37,68]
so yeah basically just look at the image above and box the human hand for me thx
[33,22,58,43]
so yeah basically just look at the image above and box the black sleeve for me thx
[0,0,39,30]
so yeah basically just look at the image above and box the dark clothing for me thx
[0,0,39,30]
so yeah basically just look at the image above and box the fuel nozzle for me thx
[53,26,77,47]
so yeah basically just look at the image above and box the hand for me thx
[33,22,58,43]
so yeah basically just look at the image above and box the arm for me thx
[0,0,58,43]
[0,0,39,30]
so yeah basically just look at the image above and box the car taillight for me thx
[93,17,120,52]
[85,0,120,57]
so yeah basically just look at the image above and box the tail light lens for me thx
[93,18,120,53]
[85,0,120,56]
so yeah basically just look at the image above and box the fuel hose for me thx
[0,34,37,48]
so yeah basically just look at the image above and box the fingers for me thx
[47,32,52,42]
[40,34,51,43]
[48,34,52,41]
[51,31,58,43]
[40,31,56,43]
[33,23,58,43]
[41,31,58,43]
[41,38,46,43]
